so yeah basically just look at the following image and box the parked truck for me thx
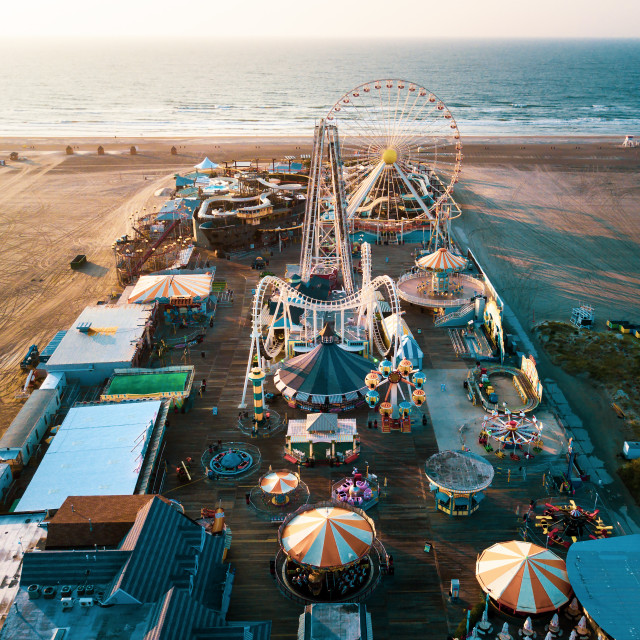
[622,441,640,460]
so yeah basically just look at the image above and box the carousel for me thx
[397,247,483,310]
[274,502,386,603]
[425,450,494,516]
[201,441,262,481]
[476,541,572,615]
[249,469,310,521]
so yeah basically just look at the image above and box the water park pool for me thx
[105,371,190,396]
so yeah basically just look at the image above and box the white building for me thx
[43,304,156,385]
[0,372,66,469]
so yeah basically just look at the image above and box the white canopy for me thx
[194,157,219,171]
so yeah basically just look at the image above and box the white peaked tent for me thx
[194,157,219,172]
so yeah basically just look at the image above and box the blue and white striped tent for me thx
[400,334,423,369]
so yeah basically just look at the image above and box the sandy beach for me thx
[0,136,639,431]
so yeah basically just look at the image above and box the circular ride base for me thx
[397,271,485,309]
[200,442,262,483]
[274,541,386,605]
[249,482,310,522]
[237,409,284,438]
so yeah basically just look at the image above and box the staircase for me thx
[435,301,475,327]
[448,329,470,357]
[132,219,180,276]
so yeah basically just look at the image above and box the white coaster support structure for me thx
[299,119,354,293]
[239,265,401,407]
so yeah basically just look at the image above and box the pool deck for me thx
[154,244,581,638]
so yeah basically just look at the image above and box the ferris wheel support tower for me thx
[299,119,354,293]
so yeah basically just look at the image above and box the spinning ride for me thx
[327,79,462,246]
[260,470,299,504]
[275,502,386,603]
[364,357,426,433]
[481,410,542,455]
[201,442,262,481]
[534,500,613,548]
[332,467,379,511]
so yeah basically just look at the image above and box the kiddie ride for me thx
[364,357,426,433]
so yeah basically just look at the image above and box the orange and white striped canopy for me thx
[281,506,374,569]
[417,247,467,271]
[476,541,572,613]
[259,470,299,495]
[128,273,213,303]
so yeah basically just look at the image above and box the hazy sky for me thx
[2,0,639,38]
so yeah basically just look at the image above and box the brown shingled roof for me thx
[46,495,169,549]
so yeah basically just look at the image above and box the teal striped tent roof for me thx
[274,340,373,404]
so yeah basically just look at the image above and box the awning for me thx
[344,391,359,401]
[312,395,325,404]
[329,394,343,403]
[296,392,310,402]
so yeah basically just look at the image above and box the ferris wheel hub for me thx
[382,148,397,165]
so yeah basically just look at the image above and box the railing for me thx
[397,271,484,308]
[435,301,475,326]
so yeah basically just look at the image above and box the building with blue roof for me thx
[566,534,640,639]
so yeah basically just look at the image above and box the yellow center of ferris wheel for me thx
[382,148,397,164]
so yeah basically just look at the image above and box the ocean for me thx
[1,38,638,137]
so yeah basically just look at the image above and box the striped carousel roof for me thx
[476,541,572,614]
[260,470,299,495]
[280,506,374,569]
[128,273,213,304]
[416,247,467,272]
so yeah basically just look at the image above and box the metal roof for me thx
[16,400,163,512]
[425,450,495,493]
[0,388,58,450]
[45,304,154,367]
[566,534,640,640]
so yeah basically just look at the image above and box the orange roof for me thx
[280,505,374,569]
[476,540,572,613]
[46,495,169,549]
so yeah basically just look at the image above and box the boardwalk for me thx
[159,243,555,639]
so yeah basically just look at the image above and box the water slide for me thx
[257,178,304,191]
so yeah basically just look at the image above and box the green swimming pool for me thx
[106,371,189,396]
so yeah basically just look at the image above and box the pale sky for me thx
[1,0,639,38]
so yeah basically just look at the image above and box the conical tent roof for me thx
[260,470,299,495]
[280,505,374,569]
[194,157,218,171]
[274,340,372,402]
[128,273,213,303]
[476,541,572,613]
[417,247,467,271]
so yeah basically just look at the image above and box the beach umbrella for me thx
[575,616,588,635]
[497,622,512,640]
[259,470,299,495]
[476,540,572,614]
[416,247,467,271]
[280,505,374,569]
[568,632,578,640]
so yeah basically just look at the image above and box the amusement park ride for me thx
[240,79,461,416]
[364,357,427,432]
[328,79,463,250]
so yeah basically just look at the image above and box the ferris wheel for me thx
[326,79,462,232]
